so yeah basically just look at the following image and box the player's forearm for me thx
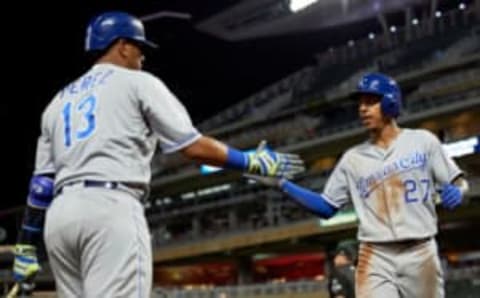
[181,136,250,170]
[181,136,230,167]
[18,207,46,245]
[279,180,338,218]
[182,136,304,178]
[18,175,54,246]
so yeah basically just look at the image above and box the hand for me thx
[12,244,40,282]
[247,140,305,179]
[440,184,462,210]
[243,173,286,188]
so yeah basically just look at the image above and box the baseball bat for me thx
[6,282,19,298]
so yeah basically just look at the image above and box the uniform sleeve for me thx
[33,112,55,175]
[322,155,351,208]
[136,73,202,154]
[427,131,463,185]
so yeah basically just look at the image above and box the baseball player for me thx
[328,240,357,298]
[11,11,304,298]
[248,72,469,298]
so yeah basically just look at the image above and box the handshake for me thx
[246,140,305,179]
[245,140,304,186]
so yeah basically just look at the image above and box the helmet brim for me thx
[128,38,158,51]
[139,39,158,49]
[350,90,383,100]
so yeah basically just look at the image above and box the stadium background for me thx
[1,0,479,297]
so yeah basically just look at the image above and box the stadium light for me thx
[411,18,419,25]
[140,11,192,22]
[442,136,479,158]
[289,0,318,13]
[200,164,222,175]
[368,32,375,40]
[435,10,442,18]
[459,3,466,10]
[321,210,357,227]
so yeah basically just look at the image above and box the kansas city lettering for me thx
[356,152,427,199]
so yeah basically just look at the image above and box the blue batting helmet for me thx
[354,72,402,118]
[85,11,157,52]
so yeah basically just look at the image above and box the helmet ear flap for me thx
[381,92,401,118]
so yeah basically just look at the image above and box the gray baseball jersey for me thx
[37,63,201,297]
[323,128,462,242]
[34,63,201,189]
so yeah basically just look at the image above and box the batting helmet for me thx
[85,11,157,52]
[354,72,402,118]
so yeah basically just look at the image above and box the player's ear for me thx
[112,39,131,58]
[116,39,129,56]
[118,39,143,58]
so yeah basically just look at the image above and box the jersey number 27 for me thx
[404,179,431,203]
[62,95,97,147]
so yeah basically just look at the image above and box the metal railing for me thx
[153,280,328,298]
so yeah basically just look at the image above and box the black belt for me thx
[395,237,432,246]
[365,237,432,246]
[56,180,121,195]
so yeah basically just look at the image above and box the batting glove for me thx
[440,184,462,210]
[243,173,287,188]
[247,140,305,179]
[13,244,40,282]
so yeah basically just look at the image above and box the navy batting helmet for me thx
[85,11,157,52]
[354,72,402,118]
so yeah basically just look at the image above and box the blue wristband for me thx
[281,180,338,219]
[224,147,248,170]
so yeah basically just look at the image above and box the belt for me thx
[395,237,432,246]
[56,180,122,196]
[365,237,432,246]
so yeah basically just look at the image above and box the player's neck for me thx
[95,55,129,69]
[369,121,401,149]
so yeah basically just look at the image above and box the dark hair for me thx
[334,239,358,263]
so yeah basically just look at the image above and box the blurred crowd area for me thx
[146,4,479,251]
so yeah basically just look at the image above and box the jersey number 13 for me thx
[62,95,97,147]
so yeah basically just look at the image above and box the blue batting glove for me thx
[440,184,462,210]
[247,140,305,179]
[13,244,40,282]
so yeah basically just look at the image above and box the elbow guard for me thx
[19,175,54,242]
[27,175,54,210]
